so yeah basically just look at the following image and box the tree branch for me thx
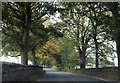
[31,12,47,23]
[8,3,22,20]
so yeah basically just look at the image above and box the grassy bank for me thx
[59,69,118,81]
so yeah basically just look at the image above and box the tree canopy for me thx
[1,2,119,69]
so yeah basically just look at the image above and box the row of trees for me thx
[2,2,63,66]
[1,2,120,69]
[57,2,120,68]
[32,38,115,69]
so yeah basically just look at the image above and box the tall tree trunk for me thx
[81,48,86,68]
[111,3,119,67]
[31,49,38,66]
[19,30,29,66]
[90,6,99,68]
[78,46,86,69]
[92,21,99,68]
[116,39,120,67]
[42,54,44,67]
[80,55,85,68]
[77,29,86,69]
[20,3,31,66]
[94,37,99,68]
[20,29,29,66]
[0,2,1,49]
[20,48,28,66]
[116,39,120,82]
[109,3,120,81]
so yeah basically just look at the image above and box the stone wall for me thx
[2,62,43,81]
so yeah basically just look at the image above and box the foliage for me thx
[2,2,118,68]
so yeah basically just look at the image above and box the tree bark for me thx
[94,37,99,68]
[42,54,44,67]
[80,55,85,68]
[77,29,86,69]
[89,4,99,68]
[20,3,31,66]
[111,3,120,67]
[31,49,38,66]
[20,47,28,66]
[116,39,120,68]
[78,46,86,69]
[109,3,120,81]
[116,39,120,82]
[20,29,29,66]
[91,21,99,68]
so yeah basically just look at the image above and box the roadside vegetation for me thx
[59,68,118,81]
[1,2,120,81]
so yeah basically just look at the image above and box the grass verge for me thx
[60,69,118,81]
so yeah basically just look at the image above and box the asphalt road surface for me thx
[37,68,113,83]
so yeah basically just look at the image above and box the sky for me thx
[0,55,32,65]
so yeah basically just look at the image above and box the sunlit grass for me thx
[60,69,118,81]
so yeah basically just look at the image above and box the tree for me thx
[99,2,120,67]
[56,38,80,69]
[2,3,32,65]
[82,3,107,68]
[106,3,120,67]
[56,2,116,68]
[77,2,116,68]
[29,24,63,66]
[34,40,60,67]
[0,2,2,57]
[2,2,57,65]
[57,2,92,68]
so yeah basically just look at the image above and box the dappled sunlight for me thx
[1,2,120,82]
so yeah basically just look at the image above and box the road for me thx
[37,68,112,83]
